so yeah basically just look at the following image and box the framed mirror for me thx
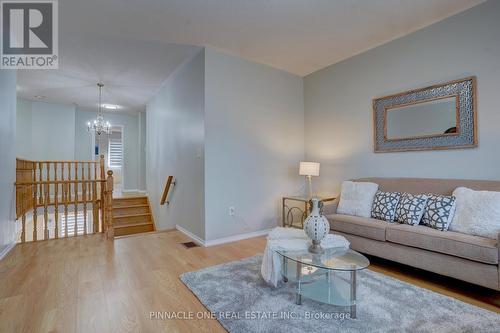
[373,77,477,152]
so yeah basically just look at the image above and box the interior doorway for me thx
[94,126,124,193]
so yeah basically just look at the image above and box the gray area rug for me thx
[180,255,500,333]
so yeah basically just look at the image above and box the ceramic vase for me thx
[304,198,329,254]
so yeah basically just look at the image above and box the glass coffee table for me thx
[276,247,370,318]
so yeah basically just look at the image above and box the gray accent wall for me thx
[204,48,304,241]
[146,49,206,238]
[304,0,500,196]
[0,70,17,256]
[145,47,304,241]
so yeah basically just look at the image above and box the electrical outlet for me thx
[229,206,235,216]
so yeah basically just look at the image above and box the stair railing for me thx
[160,176,175,205]
[15,155,114,242]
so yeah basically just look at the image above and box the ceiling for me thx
[17,0,485,113]
[17,36,200,113]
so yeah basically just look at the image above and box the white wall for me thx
[204,48,304,241]
[146,50,206,238]
[16,99,76,160]
[75,109,142,191]
[16,99,32,159]
[304,0,500,196]
[0,70,17,257]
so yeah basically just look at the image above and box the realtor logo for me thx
[1,0,58,69]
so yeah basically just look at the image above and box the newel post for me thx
[106,170,114,239]
[99,155,105,180]
[99,155,106,231]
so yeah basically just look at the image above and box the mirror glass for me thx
[386,96,457,140]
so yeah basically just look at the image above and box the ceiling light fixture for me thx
[102,104,119,110]
[87,83,111,135]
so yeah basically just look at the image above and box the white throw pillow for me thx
[449,187,500,239]
[337,181,379,218]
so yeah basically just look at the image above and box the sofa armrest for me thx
[322,198,339,215]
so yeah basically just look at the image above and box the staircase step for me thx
[113,204,150,216]
[114,222,154,237]
[113,213,152,226]
[113,196,148,207]
[111,195,154,237]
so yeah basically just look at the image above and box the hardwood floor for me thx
[0,231,498,332]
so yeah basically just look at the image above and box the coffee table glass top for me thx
[276,247,369,313]
[276,247,370,271]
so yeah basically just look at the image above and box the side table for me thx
[282,196,336,228]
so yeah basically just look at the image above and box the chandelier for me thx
[87,82,111,135]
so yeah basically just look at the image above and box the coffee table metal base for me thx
[281,257,358,319]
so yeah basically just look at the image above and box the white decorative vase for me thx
[304,198,330,254]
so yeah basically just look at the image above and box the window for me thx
[108,134,123,168]
[61,211,89,235]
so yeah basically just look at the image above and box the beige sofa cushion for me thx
[327,214,388,241]
[386,224,498,264]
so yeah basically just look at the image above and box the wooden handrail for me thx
[160,176,175,205]
[17,159,101,164]
[15,179,106,185]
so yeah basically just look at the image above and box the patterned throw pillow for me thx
[395,193,428,225]
[371,191,401,222]
[422,194,456,231]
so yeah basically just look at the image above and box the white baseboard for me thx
[121,189,140,193]
[175,225,206,246]
[204,229,272,247]
[0,242,15,261]
[176,225,271,247]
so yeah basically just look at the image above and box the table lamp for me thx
[299,161,320,198]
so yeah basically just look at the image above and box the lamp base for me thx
[308,240,324,254]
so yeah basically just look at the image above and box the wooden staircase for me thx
[112,196,155,237]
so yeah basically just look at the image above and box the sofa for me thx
[325,177,500,291]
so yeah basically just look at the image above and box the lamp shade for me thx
[299,162,320,177]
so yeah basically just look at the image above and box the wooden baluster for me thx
[54,162,59,239]
[43,183,49,240]
[87,163,91,208]
[63,165,68,237]
[46,162,51,205]
[106,170,114,239]
[92,180,98,233]
[100,155,105,233]
[94,161,98,182]
[43,163,49,240]
[38,162,43,205]
[68,162,72,203]
[92,161,98,233]
[87,166,90,225]
[30,161,34,213]
[21,184,26,243]
[74,162,78,236]
[32,167,38,241]
[82,163,87,235]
